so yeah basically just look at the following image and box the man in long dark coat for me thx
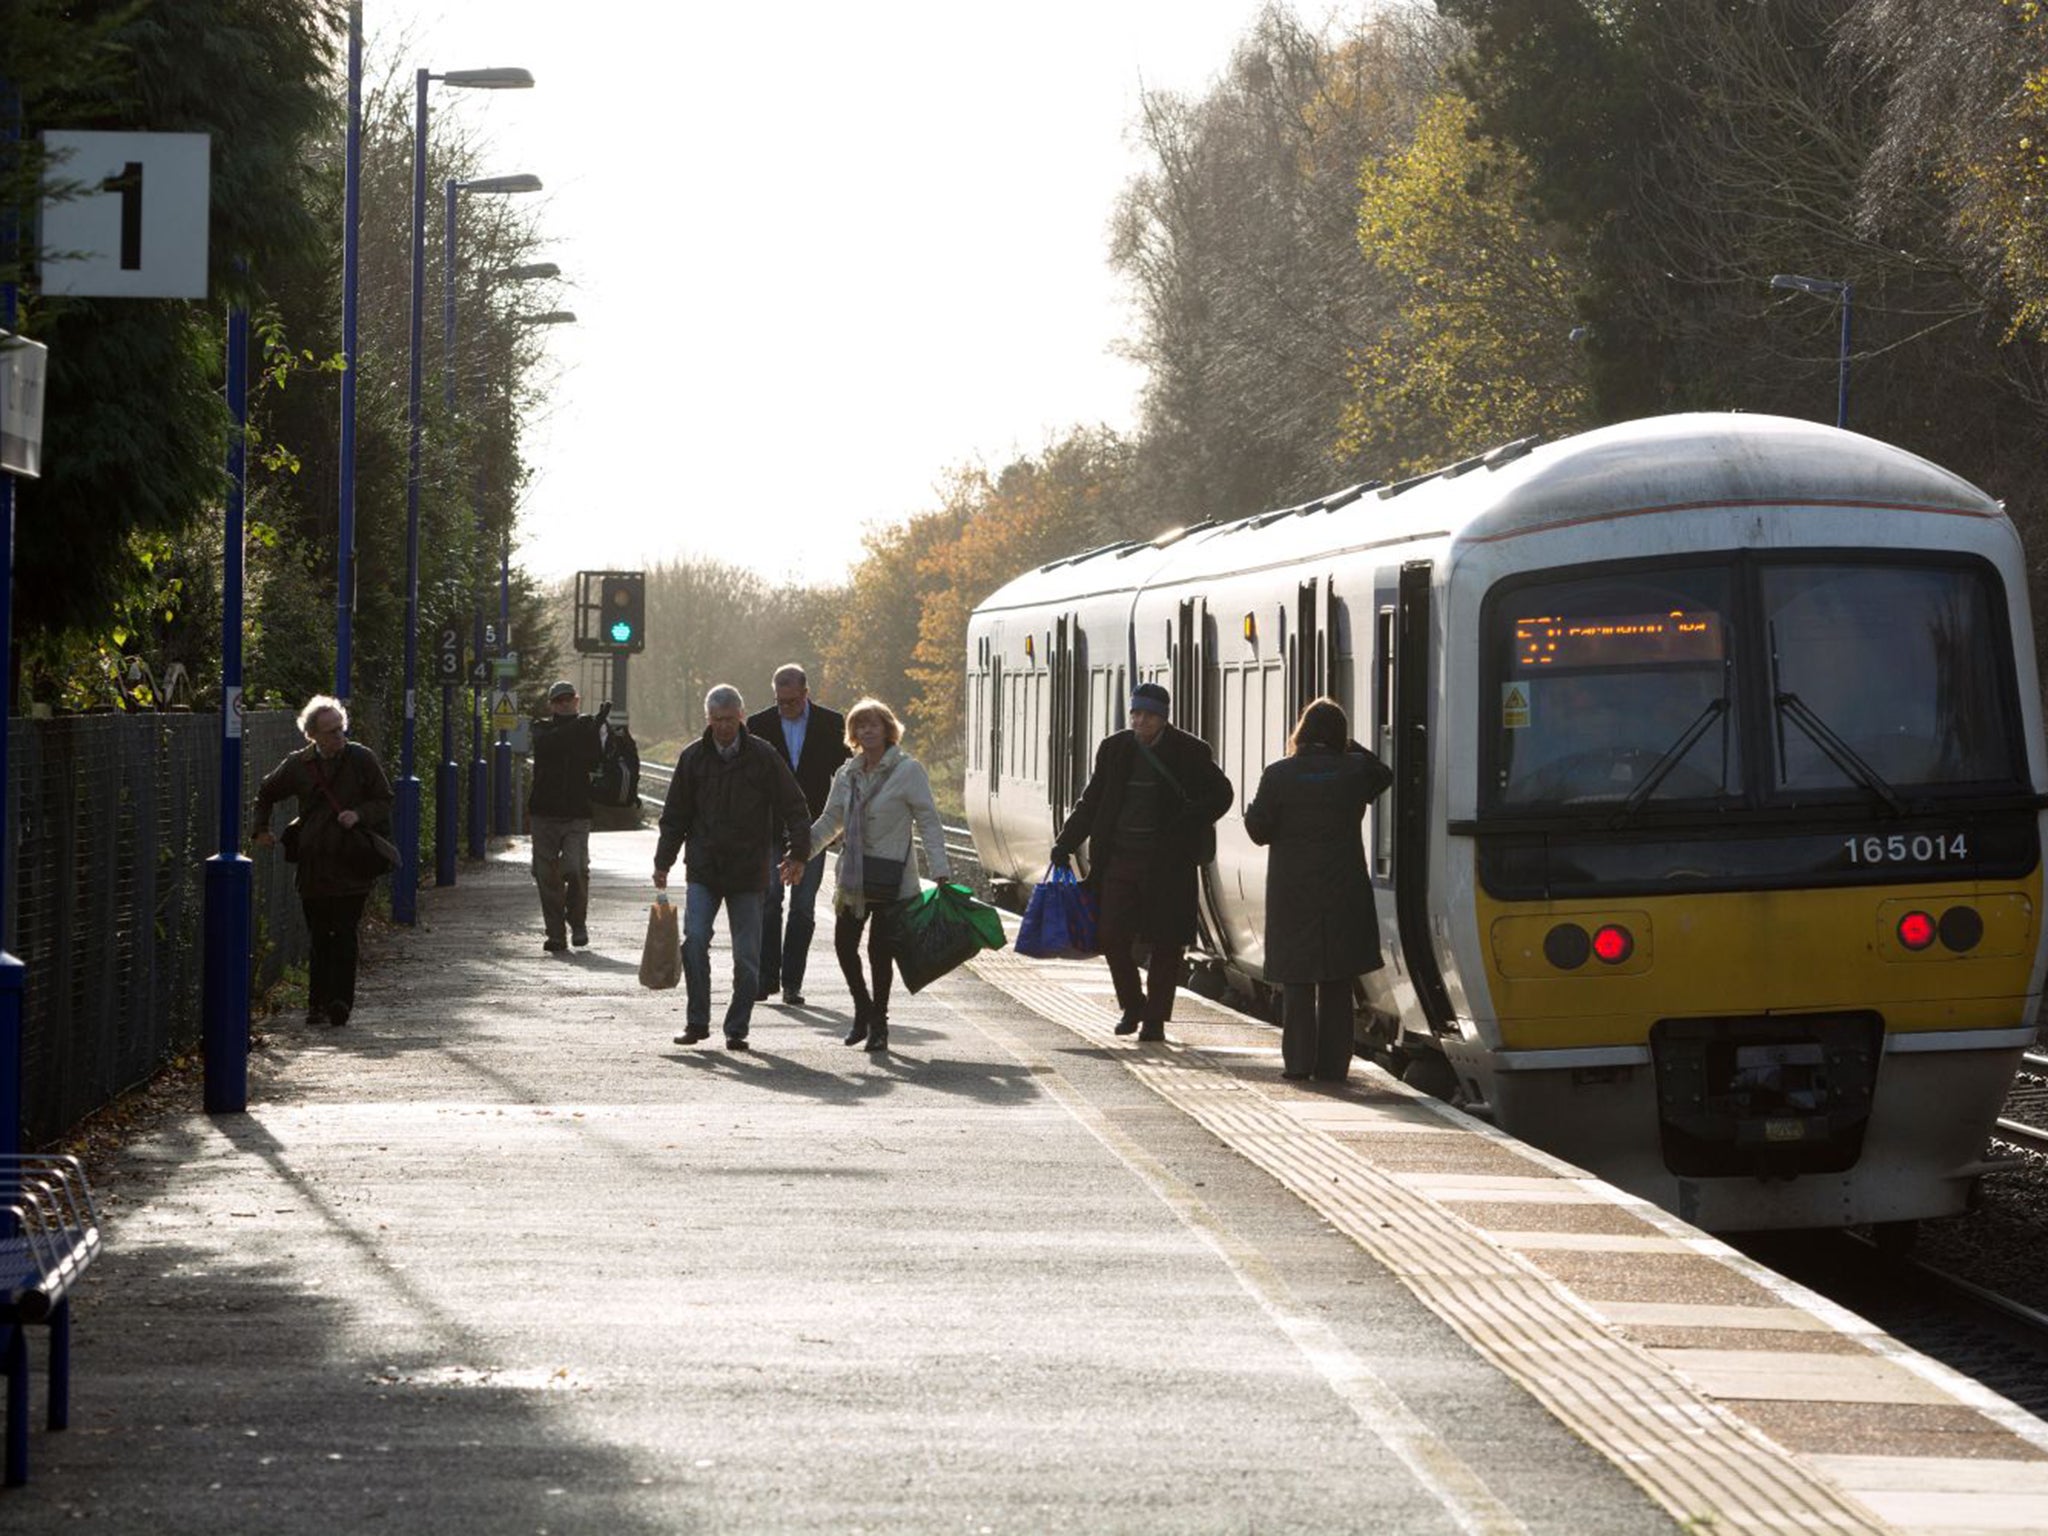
[1051,682,1232,1040]
[746,663,850,1006]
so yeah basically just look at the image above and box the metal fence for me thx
[6,711,312,1147]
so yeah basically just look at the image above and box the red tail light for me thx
[1591,924,1634,964]
[1897,911,1937,951]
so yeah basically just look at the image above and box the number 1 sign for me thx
[40,131,211,299]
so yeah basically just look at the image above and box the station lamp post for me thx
[436,173,541,886]
[490,307,577,837]
[466,260,559,857]
[1769,272,1852,430]
[398,63,534,924]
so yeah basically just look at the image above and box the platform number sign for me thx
[40,131,211,299]
[434,622,465,685]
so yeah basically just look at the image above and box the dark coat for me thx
[252,741,396,899]
[654,730,811,894]
[746,701,850,819]
[527,711,604,819]
[1052,724,1233,945]
[1243,744,1393,983]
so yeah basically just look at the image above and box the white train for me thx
[965,413,2047,1234]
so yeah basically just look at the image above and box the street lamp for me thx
[490,307,578,837]
[399,63,535,925]
[1769,272,1852,430]
[438,173,542,887]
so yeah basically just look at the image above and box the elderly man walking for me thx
[654,685,811,1050]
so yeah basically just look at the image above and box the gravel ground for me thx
[1911,1065,2048,1316]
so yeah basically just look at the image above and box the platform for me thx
[4,828,2044,1534]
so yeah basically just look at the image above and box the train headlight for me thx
[1543,923,1591,969]
[1896,910,1937,951]
[1938,906,1984,953]
[1592,924,1635,964]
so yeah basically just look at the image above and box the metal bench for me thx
[1,1154,101,1487]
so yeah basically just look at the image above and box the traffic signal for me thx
[600,572,645,653]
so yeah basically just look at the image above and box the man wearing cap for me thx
[1051,681,1232,1040]
[529,680,610,953]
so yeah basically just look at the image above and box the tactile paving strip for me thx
[970,948,1898,1536]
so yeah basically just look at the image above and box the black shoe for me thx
[1137,1026,1165,1042]
[725,1036,750,1052]
[543,936,568,953]
[327,1001,351,1028]
[571,927,589,948]
[863,1020,889,1053]
[1113,1007,1141,1036]
[1282,1070,1310,1081]
[675,1027,710,1045]
[782,989,805,1007]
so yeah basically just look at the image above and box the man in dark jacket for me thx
[528,679,610,952]
[1051,682,1232,1041]
[654,684,811,1049]
[746,663,849,1006]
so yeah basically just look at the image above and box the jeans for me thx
[759,852,826,996]
[529,815,592,941]
[682,881,765,1038]
[303,893,369,1012]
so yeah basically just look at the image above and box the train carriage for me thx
[965,413,2047,1233]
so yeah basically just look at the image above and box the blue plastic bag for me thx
[1015,865,1101,959]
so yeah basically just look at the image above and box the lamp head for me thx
[515,310,578,326]
[442,68,534,89]
[459,173,543,196]
[495,262,561,282]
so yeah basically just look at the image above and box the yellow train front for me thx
[1432,416,2047,1232]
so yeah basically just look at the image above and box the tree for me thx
[1342,92,1591,475]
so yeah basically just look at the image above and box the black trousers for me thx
[1282,980,1355,1081]
[1098,854,1184,1029]
[303,892,369,1011]
[835,905,894,1018]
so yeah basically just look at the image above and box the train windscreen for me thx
[1487,556,2024,814]
[1492,567,1738,810]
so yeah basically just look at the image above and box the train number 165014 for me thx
[1842,832,1968,866]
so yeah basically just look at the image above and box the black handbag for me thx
[861,854,906,901]
[279,817,305,862]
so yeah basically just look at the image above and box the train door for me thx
[1393,562,1457,1038]
[1172,596,1232,959]
[1048,613,1089,828]
[983,637,1015,876]
[1292,576,1338,717]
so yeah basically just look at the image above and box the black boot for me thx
[844,1001,870,1046]
[864,1013,889,1052]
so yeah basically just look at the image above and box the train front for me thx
[1437,417,2047,1232]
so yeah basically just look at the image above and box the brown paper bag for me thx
[638,895,681,989]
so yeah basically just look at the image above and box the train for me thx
[964,412,2047,1235]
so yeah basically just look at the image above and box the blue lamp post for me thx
[468,260,558,858]
[1769,272,1852,430]
[436,174,541,887]
[399,64,534,924]
[336,1,363,702]
[490,307,577,839]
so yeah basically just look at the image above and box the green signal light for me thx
[609,620,634,643]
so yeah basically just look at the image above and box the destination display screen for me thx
[1513,609,1724,669]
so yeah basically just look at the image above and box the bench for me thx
[1,1154,101,1487]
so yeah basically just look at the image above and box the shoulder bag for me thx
[310,750,400,879]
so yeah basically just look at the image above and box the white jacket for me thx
[809,746,950,906]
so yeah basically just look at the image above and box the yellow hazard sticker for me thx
[1501,682,1530,730]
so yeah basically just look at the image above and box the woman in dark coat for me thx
[1243,697,1393,1082]
[252,695,395,1027]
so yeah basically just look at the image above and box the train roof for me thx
[972,413,2006,615]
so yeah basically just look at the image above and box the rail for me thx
[1994,1048,2048,1155]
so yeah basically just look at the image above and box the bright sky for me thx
[388,0,1293,587]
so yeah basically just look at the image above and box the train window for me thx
[1374,608,1394,876]
[1489,566,1739,811]
[1761,560,2019,791]
[1263,660,1285,772]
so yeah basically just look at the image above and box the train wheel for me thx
[1400,1052,1459,1102]
[1872,1220,1919,1258]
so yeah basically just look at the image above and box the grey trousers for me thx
[1282,980,1355,1081]
[530,815,592,940]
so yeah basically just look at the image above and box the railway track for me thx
[1995,1049,2048,1155]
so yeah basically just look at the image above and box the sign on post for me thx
[0,333,48,478]
[40,131,211,299]
[490,687,520,732]
[433,622,465,686]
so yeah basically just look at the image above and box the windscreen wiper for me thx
[1611,698,1730,826]
[1774,692,1905,815]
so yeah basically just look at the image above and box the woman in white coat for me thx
[799,698,950,1052]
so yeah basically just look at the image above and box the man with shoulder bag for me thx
[528,679,611,953]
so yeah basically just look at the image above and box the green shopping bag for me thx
[888,882,1007,993]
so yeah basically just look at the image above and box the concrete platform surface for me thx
[4,829,2044,1534]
